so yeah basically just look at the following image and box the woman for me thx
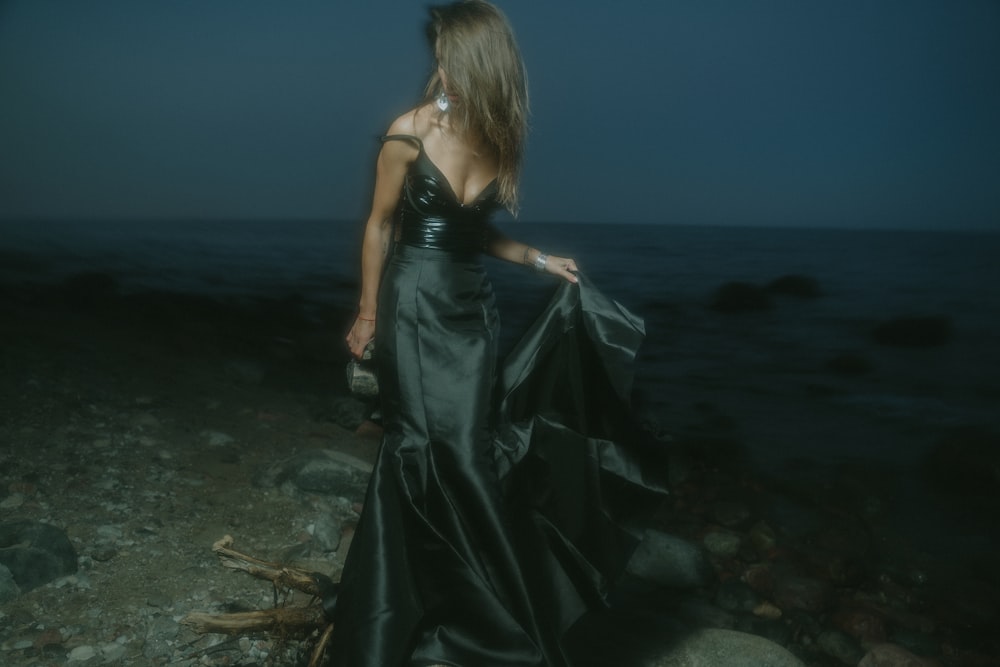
[332,3,659,665]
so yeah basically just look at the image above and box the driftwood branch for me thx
[209,534,325,597]
[183,606,326,636]
[181,535,336,662]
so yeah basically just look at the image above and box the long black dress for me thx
[328,135,664,667]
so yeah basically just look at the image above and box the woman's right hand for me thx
[346,316,376,359]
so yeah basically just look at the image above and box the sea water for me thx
[2,219,999,473]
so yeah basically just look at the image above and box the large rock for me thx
[645,628,805,666]
[627,530,715,589]
[0,563,20,603]
[256,449,373,496]
[0,520,78,593]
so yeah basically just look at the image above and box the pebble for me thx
[703,529,742,558]
[67,644,97,662]
[817,629,864,665]
[0,493,25,509]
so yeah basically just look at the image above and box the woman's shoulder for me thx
[386,103,437,142]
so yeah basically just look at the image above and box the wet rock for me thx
[817,629,864,665]
[888,629,940,658]
[703,529,742,558]
[0,520,78,592]
[743,563,775,595]
[710,281,772,312]
[311,512,343,553]
[859,643,937,667]
[748,521,777,554]
[645,628,805,666]
[627,530,715,589]
[772,573,832,614]
[871,315,952,347]
[736,615,793,646]
[766,275,822,298]
[67,644,97,662]
[329,396,372,430]
[671,593,739,629]
[714,580,760,613]
[0,563,20,603]
[256,449,373,495]
[832,602,887,644]
[711,500,751,527]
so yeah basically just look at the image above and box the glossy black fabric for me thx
[390,133,496,254]
[328,136,665,667]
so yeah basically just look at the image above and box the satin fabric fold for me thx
[328,259,665,667]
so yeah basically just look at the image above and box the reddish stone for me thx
[832,603,888,644]
[743,563,774,595]
[355,420,383,438]
[33,628,63,650]
[772,574,833,613]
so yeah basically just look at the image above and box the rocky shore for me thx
[1,276,997,666]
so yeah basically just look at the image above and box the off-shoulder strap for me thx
[380,134,423,150]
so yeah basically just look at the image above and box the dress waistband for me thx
[398,216,487,254]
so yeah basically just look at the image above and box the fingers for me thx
[346,318,375,358]
[547,256,579,283]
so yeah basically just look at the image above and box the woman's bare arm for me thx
[345,123,419,358]
[485,223,578,283]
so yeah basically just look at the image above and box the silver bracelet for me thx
[533,252,548,272]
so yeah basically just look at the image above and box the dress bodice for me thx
[381,134,500,254]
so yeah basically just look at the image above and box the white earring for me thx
[436,91,449,112]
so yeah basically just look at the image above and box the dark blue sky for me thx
[1,1,998,229]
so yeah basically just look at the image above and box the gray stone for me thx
[257,449,372,495]
[702,530,741,558]
[0,563,21,603]
[817,629,864,665]
[0,520,78,592]
[714,580,760,613]
[67,644,97,662]
[312,513,343,553]
[627,530,715,589]
[644,628,805,666]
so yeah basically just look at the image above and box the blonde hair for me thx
[424,1,529,214]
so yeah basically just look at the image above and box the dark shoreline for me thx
[2,275,999,665]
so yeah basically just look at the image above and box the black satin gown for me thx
[328,135,665,667]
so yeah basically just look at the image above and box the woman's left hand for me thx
[544,254,579,283]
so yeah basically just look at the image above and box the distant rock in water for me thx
[766,274,822,298]
[0,520,78,593]
[871,315,953,347]
[711,281,772,312]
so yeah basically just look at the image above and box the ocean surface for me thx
[3,219,999,478]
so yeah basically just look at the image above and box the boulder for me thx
[645,628,805,666]
[627,530,715,589]
[0,520,78,593]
